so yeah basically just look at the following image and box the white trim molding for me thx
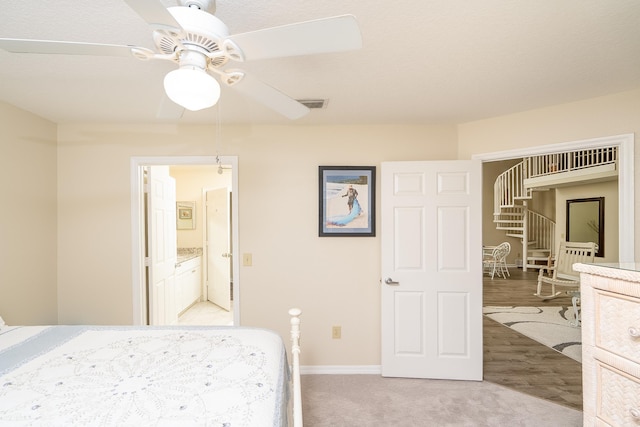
[300,365,382,375]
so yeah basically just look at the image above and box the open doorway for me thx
[130,156,240,326]
[475,133,634,409]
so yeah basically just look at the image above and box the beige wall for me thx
[459,88,640,261]
[170,165,230,249]
[0,102,58,324]
[55,123,457,366]
[556,180,618,263]
[3,85,639,366]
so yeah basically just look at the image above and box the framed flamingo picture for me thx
[319,166,376,237]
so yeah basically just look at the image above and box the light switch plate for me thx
[243,253,252,266]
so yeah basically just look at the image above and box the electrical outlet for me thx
[332,326,341,339]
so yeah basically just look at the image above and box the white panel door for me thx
[206,188,232,311]
[381,160,482,380]
[148,166,177,325]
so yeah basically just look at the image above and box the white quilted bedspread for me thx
[0,326,288,426]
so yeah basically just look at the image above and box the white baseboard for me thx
[300,365,381,375]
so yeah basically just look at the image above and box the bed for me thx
[0,309,302,426]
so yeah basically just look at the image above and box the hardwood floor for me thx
[483,268,583,411]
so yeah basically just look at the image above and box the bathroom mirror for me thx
[566,197,604,257]
[176,201,196,230]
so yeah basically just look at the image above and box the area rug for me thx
[483,306,582,362]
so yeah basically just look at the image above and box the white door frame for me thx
[472,133,634,262]
[130,155,240,325]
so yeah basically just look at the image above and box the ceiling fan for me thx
[0,0,362,119]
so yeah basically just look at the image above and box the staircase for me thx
[493,146,617,271]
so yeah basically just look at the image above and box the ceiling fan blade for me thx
[231,73,309,119]
[123,0,183,32]
[226,14,362,61]
[0,38,137,57]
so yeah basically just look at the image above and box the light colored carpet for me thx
[483,306,582,362]
[301,374,582,426]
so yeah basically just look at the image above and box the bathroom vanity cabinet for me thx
[176,255,202,314]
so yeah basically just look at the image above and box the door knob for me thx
[384,277,400,286]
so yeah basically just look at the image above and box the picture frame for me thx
[176,201,196,230]
[319,166,376,237]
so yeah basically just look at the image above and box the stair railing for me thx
[493,161,530,215]
[528,211,556,259]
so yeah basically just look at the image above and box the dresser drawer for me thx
[596,362,640,426]
[595,290,640,365]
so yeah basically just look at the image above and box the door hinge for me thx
[144,257,150,267]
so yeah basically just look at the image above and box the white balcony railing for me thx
[526,146,617,179]
[495,146,617,214]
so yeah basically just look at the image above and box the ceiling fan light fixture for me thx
[164,66,220,111]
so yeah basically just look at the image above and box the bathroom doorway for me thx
[130,155,240,326]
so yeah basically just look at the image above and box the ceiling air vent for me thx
[297,99,328,109]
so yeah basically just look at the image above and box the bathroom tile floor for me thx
[178,301,233,326]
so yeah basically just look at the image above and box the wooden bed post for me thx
[289,308,303,427]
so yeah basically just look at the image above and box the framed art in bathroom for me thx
[176,201,196,230]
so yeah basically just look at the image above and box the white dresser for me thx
[574,263,640,426]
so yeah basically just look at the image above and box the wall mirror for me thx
[566,197,604,257]
[176,201,196,230]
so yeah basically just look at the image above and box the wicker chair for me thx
[483,242,511,279]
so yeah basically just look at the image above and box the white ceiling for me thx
[1,0,639,126]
